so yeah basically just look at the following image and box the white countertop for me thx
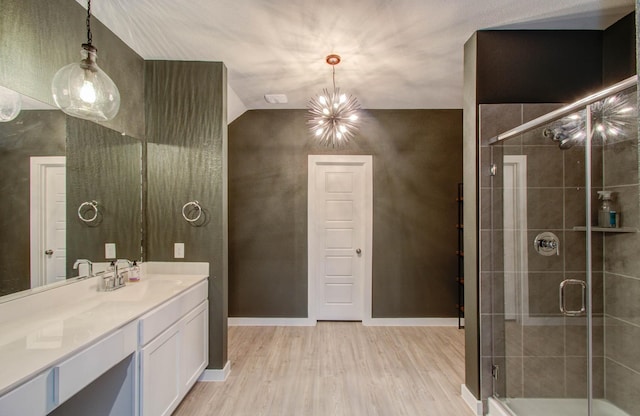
[0,263,208,396]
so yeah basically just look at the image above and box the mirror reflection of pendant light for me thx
[307,54,360,147]
[0,85,22,122]
[51,0,120,122]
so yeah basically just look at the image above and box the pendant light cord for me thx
[86,0,92,46]
[332,66,336,93]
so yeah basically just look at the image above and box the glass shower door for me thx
[487,77,638,416]
[492,116,592,416]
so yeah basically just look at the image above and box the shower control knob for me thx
[534,232,560,256]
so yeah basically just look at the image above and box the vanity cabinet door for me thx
[139,300,208,416]
[140,323,181,416]
[180,301,208,391]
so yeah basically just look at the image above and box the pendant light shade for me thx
[0,85,22,122]
[52,44,120,121]
[51,0,120,122]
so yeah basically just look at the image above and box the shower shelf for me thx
[572,226,638,233]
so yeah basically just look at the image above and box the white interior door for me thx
[308,155,372,322]
[30,157,66,288]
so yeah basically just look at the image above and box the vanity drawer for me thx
[138,280,207,346]
[0,369,56,416]
[56,321,137,404]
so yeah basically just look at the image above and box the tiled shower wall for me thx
[601,98,640,415]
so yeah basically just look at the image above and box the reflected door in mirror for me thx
[30,157,66,288]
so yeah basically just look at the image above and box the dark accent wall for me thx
[476,30,603,104]
[603,13,637,85]
[0,110,66,296]
[145,61,228,369]
[228,109,462,318]
[0,0,145,138]
[66,118,142,275]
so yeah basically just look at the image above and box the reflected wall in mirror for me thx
[0,97,65,295]
[0,87,142,298]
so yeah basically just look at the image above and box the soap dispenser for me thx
[129,261,140,282]
[597,191,616,228]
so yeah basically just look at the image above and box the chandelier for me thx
[543,92,635,149]
[307,54,360,147]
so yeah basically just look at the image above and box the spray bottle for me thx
[597,191,616,228]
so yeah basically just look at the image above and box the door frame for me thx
[307,155,373,324]
[503,155,529,322]
[30,156,66,288]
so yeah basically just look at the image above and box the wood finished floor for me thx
[174,323,472,416]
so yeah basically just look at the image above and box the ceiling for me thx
[83,0,634,110]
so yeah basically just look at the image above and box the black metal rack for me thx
[456,183,464,329]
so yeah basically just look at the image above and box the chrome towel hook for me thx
[182,200,202,223]
[78,200,99,223]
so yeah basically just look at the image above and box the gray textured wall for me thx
[0,110,66,296]
[66,117,142,274]
[228,109,462,318]
[0,0,145,138]
[145,61,228,370]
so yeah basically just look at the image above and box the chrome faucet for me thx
[114,259,133,288]
[99,259,133,291]
[73,259,93,278]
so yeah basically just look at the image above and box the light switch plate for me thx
[174,243,185,259]
[105,243,116,259]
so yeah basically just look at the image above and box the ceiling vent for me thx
[264,94,288,104]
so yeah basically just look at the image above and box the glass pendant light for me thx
[51,0,120,122]
[0,85,22,122]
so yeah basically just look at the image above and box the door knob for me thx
[356,248,361,254]
[45,249,54,255]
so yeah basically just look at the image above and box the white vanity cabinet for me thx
[0,267,209,416]
[139,280,208,416]
[0,321,137,416]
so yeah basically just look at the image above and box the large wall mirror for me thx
[0,86,142,299]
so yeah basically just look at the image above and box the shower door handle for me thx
[559,279,586,316]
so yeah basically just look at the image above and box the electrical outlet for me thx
[105,243,116,259]
[174,243,185,259]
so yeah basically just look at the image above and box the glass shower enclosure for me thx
[485,76,639,416]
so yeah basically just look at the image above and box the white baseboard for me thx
[461,384,483,415]
[198,360,231,382]
[364,317,459,326]
[229,317,460,327]
[228,317,316,326]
